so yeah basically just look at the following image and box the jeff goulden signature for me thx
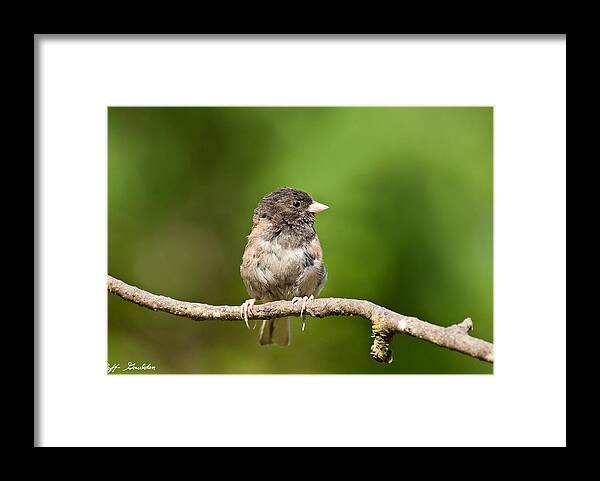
[108,362,157,374]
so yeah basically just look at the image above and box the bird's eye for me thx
[293,201,301,208]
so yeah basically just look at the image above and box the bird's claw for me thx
[292,295,314,331]
[240,298,256,330]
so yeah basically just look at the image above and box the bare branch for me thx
[107,275,493,364]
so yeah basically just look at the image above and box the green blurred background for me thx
[108,107,493,374]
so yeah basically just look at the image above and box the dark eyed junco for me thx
[240,187,329,346]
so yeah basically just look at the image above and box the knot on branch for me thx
[448,317,474,335]
[370,322,395,364]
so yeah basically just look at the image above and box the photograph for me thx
[36,34,566,447]
[107,106,494,374]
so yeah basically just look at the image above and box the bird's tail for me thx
[258,318,291,346]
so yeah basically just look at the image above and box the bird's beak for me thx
[308,201,329,213]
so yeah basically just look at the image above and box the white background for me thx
[36,35,566,447]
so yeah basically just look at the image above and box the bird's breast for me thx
[241,235,321,301]
[255,238,307,279]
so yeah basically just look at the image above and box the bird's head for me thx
[254,187,329,226]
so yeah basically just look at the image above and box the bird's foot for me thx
[240,298,256,330]
[292,295,314,331]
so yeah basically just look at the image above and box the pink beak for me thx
[307,201,329,213]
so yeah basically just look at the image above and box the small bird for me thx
[240,187,329,346]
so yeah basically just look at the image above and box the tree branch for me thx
[107,275,493,364]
